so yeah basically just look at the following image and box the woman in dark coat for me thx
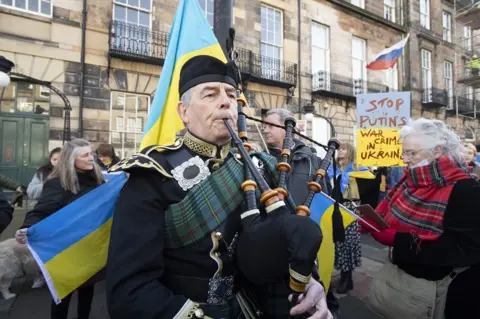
[362,118,480,318]
[15,138,104,319]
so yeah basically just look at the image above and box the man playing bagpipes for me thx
[105,55,333,319]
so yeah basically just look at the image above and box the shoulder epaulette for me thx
[141,138,183,155]
[108,138,184,178]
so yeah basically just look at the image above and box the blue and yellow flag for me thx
[309,192,358,292]
[26,173,127,303]
[141,0,241,149]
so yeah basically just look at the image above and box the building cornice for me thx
[326,0,407,33]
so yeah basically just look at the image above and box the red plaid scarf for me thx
[377,156,472,240]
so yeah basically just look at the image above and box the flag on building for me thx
[140,0,245,149]
[366,34,410,70]
[26,173,128,303]
[309,192,359,291]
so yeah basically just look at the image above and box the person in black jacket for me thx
[15,138,104,319]
[105,56,331,319]
[0,188,13,234]
[264,108,339,318]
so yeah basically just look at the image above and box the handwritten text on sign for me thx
[357,92,411,129]
[356,128,404,166]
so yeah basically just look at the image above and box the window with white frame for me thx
[110,92,150,159]
[386,65,399,91]
[311,22,330,91]
[0,0,52,16]
[261,4,283,81]
[113,0,152,55]
[421,49,432,102]
[466,86,474,101]
[444,61,453,108]
[197,0,214,27]
[384,0,396,22]
[312,117,331,159]
[0,82,51,114]
[351,0,365,9]
[464,26,473,51]
[420,0,430,30]
[352,36,367,94]
[442,12,452,43]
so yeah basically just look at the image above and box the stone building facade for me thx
[0,0,479,184]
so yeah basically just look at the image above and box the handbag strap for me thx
[449,266,469,280]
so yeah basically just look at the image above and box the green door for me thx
[0,115,49,188]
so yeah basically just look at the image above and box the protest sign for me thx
[356,92,410,166]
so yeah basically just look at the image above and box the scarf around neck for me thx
[376,156,472,239]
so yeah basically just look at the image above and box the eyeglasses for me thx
[401,149,423,158]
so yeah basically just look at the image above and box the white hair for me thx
[266,108,294,124]
[399,118,465,161]
[49,139,103,194]
[180,87,193,105]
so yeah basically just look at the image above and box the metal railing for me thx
[312,71,394,97]
[109,20,168,65]
[457,65,480,82]
[235,47,297,86]
[456,0,480,16]
[457,34,480,55]
[457,96,475,114]
[421,88,448,105]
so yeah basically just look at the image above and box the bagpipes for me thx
[225,28,344,314]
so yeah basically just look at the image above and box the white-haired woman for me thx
[15,138,104,319]
[361,118,480,318]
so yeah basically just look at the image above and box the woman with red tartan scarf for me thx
[361,118,480,319]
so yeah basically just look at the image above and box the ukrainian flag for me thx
[141,0,243,149]
[26,173,127,303]
[309,192,358,292]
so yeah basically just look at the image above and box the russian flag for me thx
[366,34,410,70]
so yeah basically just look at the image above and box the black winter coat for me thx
[0,188,14,234]
[269,139,332,203]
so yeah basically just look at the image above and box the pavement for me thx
[0,207,387,319]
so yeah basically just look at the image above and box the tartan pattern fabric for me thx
[164,156,244,249]
[164,152,284,249]
[377,156,472,239]
[254,152,297,213]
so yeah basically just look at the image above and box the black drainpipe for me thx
[297,0,302,113]
[79,0,87,138]
[405,0,412,91]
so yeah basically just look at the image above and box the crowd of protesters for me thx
[0,117,480,318]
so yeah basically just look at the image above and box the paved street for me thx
[0,207,386,319]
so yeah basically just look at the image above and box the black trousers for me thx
[326,290,339,315]
[50,285,95,319]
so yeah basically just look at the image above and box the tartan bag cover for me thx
[163,152,294,249]
[164,156,244,249]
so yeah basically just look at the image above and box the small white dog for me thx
[0,238,45,299]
